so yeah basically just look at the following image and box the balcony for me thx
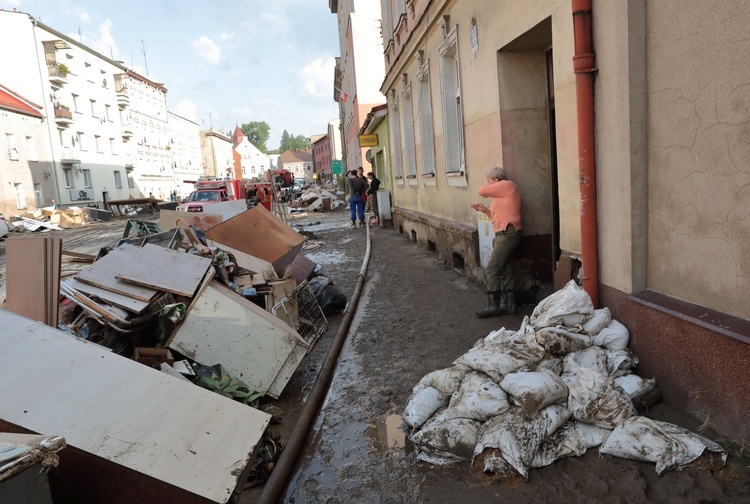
[54,107,74,126]
[116,88,130,107]
[47,64,68,86]
[124,155,135,168]
[60,147,81,165]
[121,127,134,140]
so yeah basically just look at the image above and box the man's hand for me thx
[471,203,487,213]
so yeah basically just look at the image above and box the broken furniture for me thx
[122,219,160,238]
[0,309,272,504]
[0,433,66,504]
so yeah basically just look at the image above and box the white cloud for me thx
[217,32,235,42]
[240,6,290,39]
[172,99,198,122]
[76,19,119,60]
[72,6,90,23]
[298,57,335,98]
[192,36,221,66]
[6,0,21,6]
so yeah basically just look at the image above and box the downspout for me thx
[572,0,600,307]
[31,17,63,207]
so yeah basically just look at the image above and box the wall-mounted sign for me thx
[331,159,343,175]
[358,134,379,147]
[70,189,94,201]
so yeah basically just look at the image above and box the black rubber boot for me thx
[475,291,506,318]
[359,219,366,228]
[351,220,357,228]
[503,290,517,315]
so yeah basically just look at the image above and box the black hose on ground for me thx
[257,216,373,504]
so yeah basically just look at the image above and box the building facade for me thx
[312,134,332,184]
[278,149,313,182]
[329,0,386,174]
[359,104,390,193]
[371,0,750,440]
[119,71,172,200]
[200,129,233,179]
[168,111,202,199]
[0,9,138,209]
[0,85,54,215]
[231,125,269,180]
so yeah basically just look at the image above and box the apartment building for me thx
[231,125,269,180]
[200,129,233,179]
[168,111,202,199]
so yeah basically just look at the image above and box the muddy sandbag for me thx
[536,355,563,375]
[530,280,594,328]
[412,408,482,465]
[582,307,612,335]
[403,384,449,429]
[599,416,727,474]
[566,363,636,428]
[577,421,613,447]
[483,327,518,344]
[614,374,656,401]
[306,276,347,316]
[473,404,571,480]
[593,319,629,350]
[486,316,541,351]
[419,364,471,395]
[605,349,639,377]
[444,371,510,421]
[535,326,593,355]
[454,340,544,383]
[529,421,588,468]
[500,369,569,420]
[563,346,609,376]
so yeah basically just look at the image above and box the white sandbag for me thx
[593,319,630,350]
[411,408,482,464]
[563,346,609,376]
[473,404,571,480]
[500,369,569,420]
[454,340,544,383]
[403,384,449,429]
[484,327,517,344]
[536,356,563,376]
[599,416,727,474]
[529,421,588,468]
[419,364,471,395]
[444,371,510,421]
[566,363,636,428]
[615,374,656,400]
[487,316,542,350]
[530,280,594,329]
[576,421,612,448]
[606,349,639,377]
[582,307,612,335]
[535,326,593,355]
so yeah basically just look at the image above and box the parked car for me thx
[0,213,8,239]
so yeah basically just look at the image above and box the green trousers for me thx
[486,224,521,292]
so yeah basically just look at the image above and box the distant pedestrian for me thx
[366,172,381,222]
[348,170,367,228]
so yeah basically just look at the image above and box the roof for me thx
[359,103,388,135]
[0,84,43,118]
[279,149,313,163]
[125,70,167,93]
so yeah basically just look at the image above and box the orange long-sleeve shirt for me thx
[477,180,522,233]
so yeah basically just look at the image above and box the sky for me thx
[4,0,341,149]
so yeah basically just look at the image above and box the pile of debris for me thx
[0,204,346,502]
[404,281,727,480]
[288,187,342,213]
[9,205,88,232]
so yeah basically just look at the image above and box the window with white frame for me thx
[6,133,18,160]
[417,54,436,175]
[126,168,134,188]
[114,170,122,188]
[82,169,92,188]
[90,99,97,117]
[72,94,79,113]
[26,136,38,162]
[395,0,406,19]
[401,76,417,178]
[389,93,403,179]
[14,183,25,209]
[76,132,85,151]
[109,137,115,155]
[105,104,112,122]
[383,0,393,42]
[63,168,74,188]
[439,26,466,174]
[95,135,102,153]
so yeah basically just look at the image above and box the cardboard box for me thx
[134,347,174,367]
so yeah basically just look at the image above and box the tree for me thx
[278,129,311,153]
[240,121,270,153]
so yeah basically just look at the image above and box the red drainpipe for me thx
[572,0,600,307]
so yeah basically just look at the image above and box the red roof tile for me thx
[0,85,43,118]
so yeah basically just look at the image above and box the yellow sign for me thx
[358,134,379,147]
[313,173,318,179]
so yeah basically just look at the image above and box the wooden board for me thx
[204,205,304,274]
[206,239,272,276]
[168,281,301,396]
[75,245,159,302]
[0,309,271,503]
[159,209,223,232]
[5,237,61,327]
[113,244,212,298]
[62,278,150,314]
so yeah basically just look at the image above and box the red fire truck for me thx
[177,179,247,212]
[245,170,295,211]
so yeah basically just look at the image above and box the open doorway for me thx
[497,18,558,298]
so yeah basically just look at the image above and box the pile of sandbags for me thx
[403,280,726,479]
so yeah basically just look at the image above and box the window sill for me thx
[395,176,403,180]
[629,289,750,345]
[446,171,464,177]
[406,174,417,179]
[422,172,435,178]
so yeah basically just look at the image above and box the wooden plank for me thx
[113,244,212,298]
[75,244,159,302]
[0,309,271,503]
[206,239,272,276]
[168,281,300,396]
[5,237,62,327]
[63,278,150,314]
[62,249,96,262]
[159,209,223,232]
